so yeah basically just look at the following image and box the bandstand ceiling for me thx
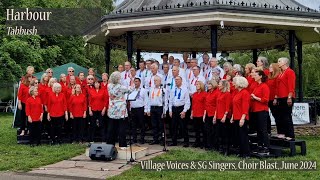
[85,0,320,52]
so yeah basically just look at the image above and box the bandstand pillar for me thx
[104,41,111,74]
[127,31,133,63]
[211,25,218,58]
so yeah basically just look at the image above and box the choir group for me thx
[18,53,296,157]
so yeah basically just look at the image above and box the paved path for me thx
[23,143,165,179]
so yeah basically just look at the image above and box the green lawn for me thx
[0,113,86,171]
[113,137,320,179]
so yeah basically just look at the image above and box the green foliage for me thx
[230,44,320,97]
[0,0,121,82]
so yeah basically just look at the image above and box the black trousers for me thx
[234,120,250,157]
[248,112,256,134]
[278,98,295,139]
[73,117,85,142]
[216,118,231,151]
[20,103,28,131]
[172,106,189,144]
[30,121,41,145]
[253,111,270,148]
[131,107,145,141]
[50,116,64,143]
[151,106,163,142]
[89,111,106,142]
[107,118,127,147]
[269,100,282,134]
[42,109,50,135]
[65,115,73,142]
[204,116,216,149]
[194,117,205,146]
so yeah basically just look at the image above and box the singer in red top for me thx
[277,57,296,140]
[231,76,250,158]
[256,57,270,76]
[251,70,270,154]
[26,86,43,146]
[69,84,87,143]
[214,80,231,154]
[88,81,108,142]
[191,81,207,148]
[47,82,68,145]
[204,80,219,150]
[18,74,32,136]
[100,73,109,91]
[268,63,281,138]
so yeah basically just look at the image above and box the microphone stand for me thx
[119,91,138,169]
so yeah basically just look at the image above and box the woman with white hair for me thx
[107,71,133,149]
[26,86,43,146]
[231,76,250,158]
[276,57,296,140]
[46,68,53,80]
[47,82,68,145]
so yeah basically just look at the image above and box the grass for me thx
[0,113,86,172]
[113,137,320,179]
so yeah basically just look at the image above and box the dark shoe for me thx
[149,141,159,145]
[183,143,189,147]
[169,143,177,146]
[259,148,269,155]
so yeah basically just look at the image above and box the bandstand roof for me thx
[85,0,320,52]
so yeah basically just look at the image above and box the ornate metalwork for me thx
[108,25,289,51]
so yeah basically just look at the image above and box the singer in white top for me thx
[200,53,210,74]
[205,57,225,81]
[135,61,147,87]
[120,61,132,87]
[169,76,191,147]
[130,77,148,144]
[159,53,169,70]
[144,63,164,90]
[168,59,187,79]
[166,66,188,95]
[189,66,206,96]
[146,75,168,145]
[180,52,189,69]
[168,56,174,69]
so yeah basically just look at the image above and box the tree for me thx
[0,0,122,82]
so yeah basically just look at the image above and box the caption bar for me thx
[140,160,317,171]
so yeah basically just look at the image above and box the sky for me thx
[114,0,320,63]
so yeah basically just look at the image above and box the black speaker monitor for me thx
[89,143,118,161]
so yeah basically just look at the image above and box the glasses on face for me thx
[69,70,74,72]
[47,72,53,73]
[34,82,38,84]
[88,78,94,80]
[186,62,191,64]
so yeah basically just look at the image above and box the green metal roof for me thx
[33,62,102,80]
